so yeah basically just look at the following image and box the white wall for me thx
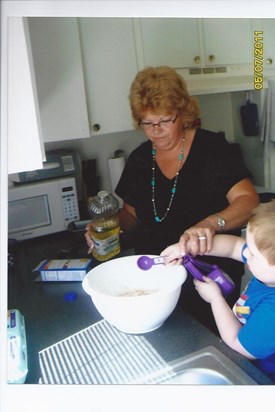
[44,129,146,193]
[197,90,265,187]
[231,90,265,187]
[196,92,234,141]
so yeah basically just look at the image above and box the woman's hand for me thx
[179,223,216,256]
[85,223,94,254]
[194,276,222,303]
[160,223,216,264]
[84,202,138,254]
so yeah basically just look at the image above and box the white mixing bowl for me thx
[82,255,187,334]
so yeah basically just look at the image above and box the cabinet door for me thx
[139,18,201,68]
[27,17,90,142]
[78,18,138,135]
[7,17,44,174]
[260,19,275,69]
[202,19,253,66]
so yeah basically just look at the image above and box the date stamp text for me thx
[254,31,263,90]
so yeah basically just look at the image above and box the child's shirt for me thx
[232,243,275,381]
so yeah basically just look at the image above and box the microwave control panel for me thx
[61,184,80,223]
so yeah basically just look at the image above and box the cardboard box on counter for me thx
[34,258,92,281]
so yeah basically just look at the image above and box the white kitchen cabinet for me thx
[138,18,253,68]
[7,17,44,174]
[259,19,275,70]
[78,18,138,136]
[139,18,200,68]
[79,18,138,135]
[27,17,90,142]
[201,19,253,66]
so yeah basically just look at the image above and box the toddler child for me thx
[161,201,275,382]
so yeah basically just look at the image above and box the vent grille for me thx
[189,67,227,75]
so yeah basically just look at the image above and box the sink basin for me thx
[135,346,257,385]
[162,367,234,385]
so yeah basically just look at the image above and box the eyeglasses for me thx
[139,114,178,130]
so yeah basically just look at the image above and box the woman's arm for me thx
[179,178,259,255]
[204,178,259,232]
[118,202,139,231]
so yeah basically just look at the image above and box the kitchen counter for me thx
[7,232,273,385]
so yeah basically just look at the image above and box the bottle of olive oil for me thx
[88,190,120,261]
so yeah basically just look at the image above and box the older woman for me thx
[86,66,259,331]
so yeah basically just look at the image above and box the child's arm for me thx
[162,233,256,359]
[195,277,256,359]
[204,234,245,261]
[161,234,245,263]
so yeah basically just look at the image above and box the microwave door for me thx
[8,177,78,240]
[8,195,51,235]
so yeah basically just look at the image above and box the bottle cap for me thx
[88,190,119,219]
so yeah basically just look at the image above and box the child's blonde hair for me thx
[248,200,275,265]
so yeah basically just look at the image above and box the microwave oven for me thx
[8,177,80,241]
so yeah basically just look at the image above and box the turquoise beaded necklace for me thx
[151,136,186,223]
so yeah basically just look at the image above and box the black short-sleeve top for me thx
[115,128,252,254]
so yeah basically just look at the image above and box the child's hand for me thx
[194,276,223,303]
[160,243,184,264]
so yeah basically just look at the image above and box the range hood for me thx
[176,65,268,95]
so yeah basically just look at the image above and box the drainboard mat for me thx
[38,319,173,384]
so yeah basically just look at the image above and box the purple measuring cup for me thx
[183,254,235,298]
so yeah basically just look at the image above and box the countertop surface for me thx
[7,232,273,385]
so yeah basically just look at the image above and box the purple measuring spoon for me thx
[137,255,165,270]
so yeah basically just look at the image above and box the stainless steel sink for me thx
[162,367,233,385]
[136,346,257,385]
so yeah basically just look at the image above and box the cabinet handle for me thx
[266,58,273,65]
[208,55,215,62]
[194,55,201,64]
[92,124,101,132]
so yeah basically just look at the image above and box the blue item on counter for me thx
[64,292,77,301]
